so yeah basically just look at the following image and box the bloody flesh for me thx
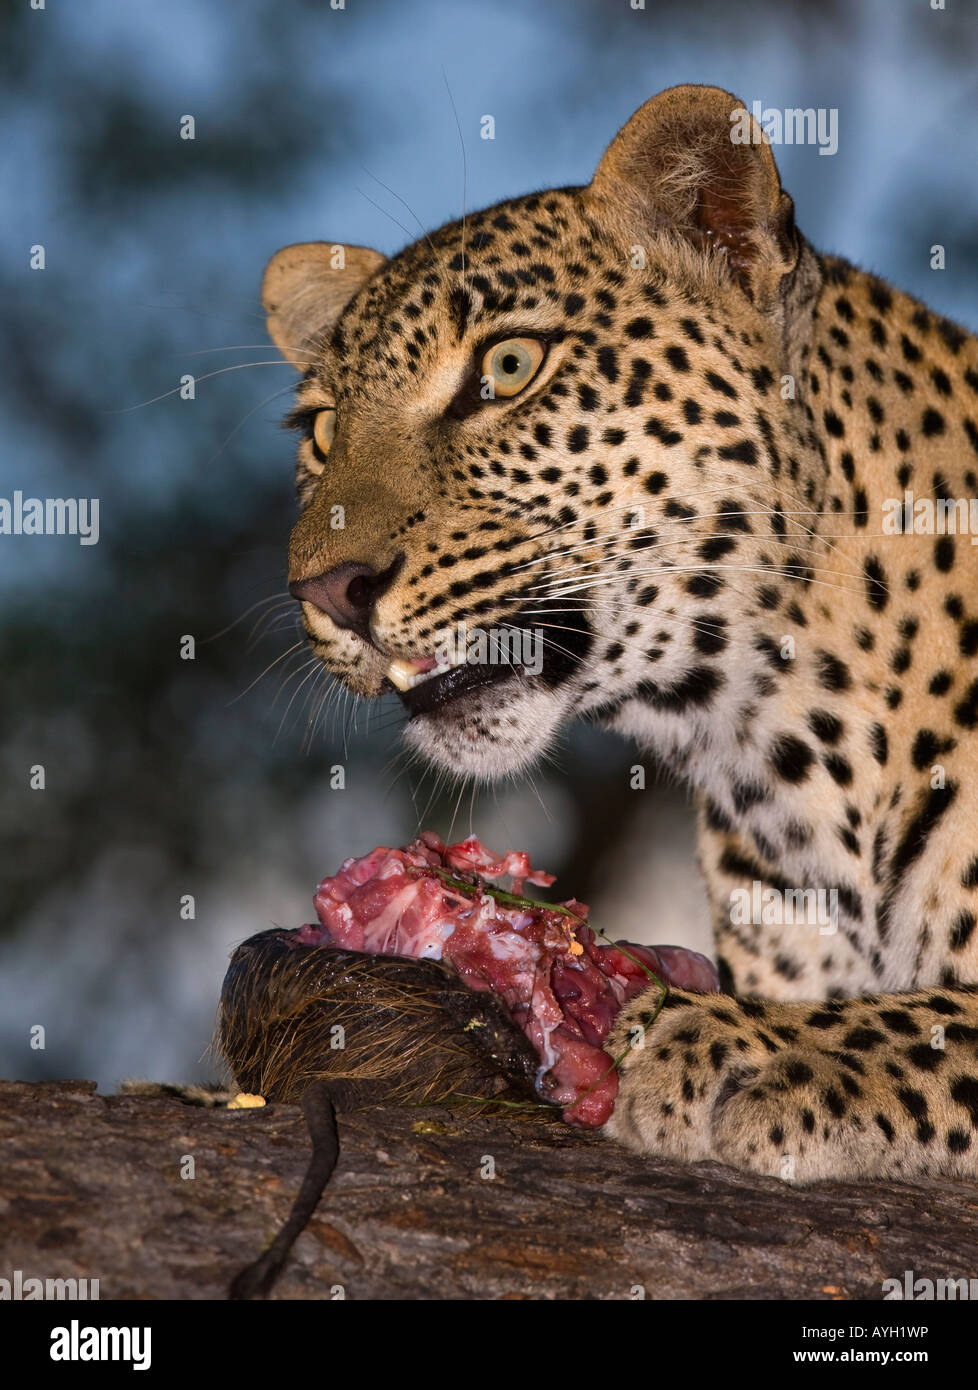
[296,831,719,1126]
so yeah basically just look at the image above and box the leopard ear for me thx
[588,85,799,308]
[262,242,387,366]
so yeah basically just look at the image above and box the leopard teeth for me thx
[386,659,424,692]
[386,655,463,692]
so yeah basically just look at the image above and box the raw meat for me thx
[296,831,719,1126]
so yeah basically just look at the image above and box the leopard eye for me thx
[313,408,337,457]
[481,338,545,398]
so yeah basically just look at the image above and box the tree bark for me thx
[2,1079,976,1300]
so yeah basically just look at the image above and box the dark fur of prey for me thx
[218,927,546,1111]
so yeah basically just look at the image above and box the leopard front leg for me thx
[603,985,978,1182]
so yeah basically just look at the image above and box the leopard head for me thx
[264,84,822,780]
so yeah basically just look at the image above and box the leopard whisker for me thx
[522,608,731,651]
[229,639,307,705]
[203,592,294,645]
[109,361,307,415]
[202,382,301,468]
[442,68,467,294]
[359,164,439,260]
[354,183,416,246]
[538,563,866,600]
[531,532,871,589]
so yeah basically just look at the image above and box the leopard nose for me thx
[289,558,401,638]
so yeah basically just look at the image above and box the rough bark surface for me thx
[2,1079,976,1300]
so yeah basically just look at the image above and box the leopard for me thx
[260,85,978,1183]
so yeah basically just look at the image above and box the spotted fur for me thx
[263,86,978,1181]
